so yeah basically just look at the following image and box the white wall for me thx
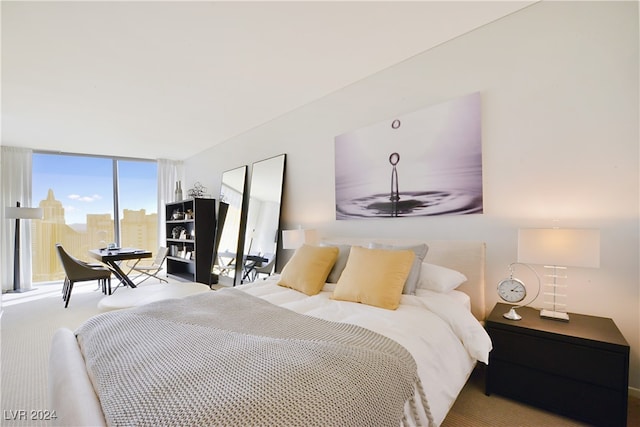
[185,2,639,390]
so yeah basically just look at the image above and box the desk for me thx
[213,252,268,282]
[89,248,152,288]
[242,254,268,282]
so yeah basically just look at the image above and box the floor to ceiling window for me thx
[117,160,158,250]
[32,153,157,283]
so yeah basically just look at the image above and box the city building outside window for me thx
[32,153,157,283]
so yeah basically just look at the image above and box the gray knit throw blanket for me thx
[76,288,433,427]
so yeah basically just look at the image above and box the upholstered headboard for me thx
[320,238,487,321]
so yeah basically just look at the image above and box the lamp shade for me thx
[282,228,318,250]
[5,206,43,220]
[518,228,600,268]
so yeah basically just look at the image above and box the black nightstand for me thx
[485,303,629,427]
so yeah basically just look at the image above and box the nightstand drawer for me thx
[490,328,627,390]
[490,360,626,427]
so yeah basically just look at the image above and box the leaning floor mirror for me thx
[241,154,286,284]
[212,165,248,287]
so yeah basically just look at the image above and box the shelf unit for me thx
[165,198,216,284]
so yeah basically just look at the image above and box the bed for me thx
[48,239,491,427]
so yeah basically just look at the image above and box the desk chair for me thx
[215,252,237,278]
[124,247,169,285]
[55,244,112,308]
[255,254,275,279]
[247,253,275,282]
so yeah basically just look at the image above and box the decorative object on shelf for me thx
[171,226,186,239]
[175,181,183,202]
[518,228,600,322]
[187,182,207,198]
[171,209,184,220]
[5,201,44,293]
[185,209,193,219]
[497,262,541,320]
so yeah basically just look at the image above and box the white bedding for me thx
[238,276,491,426]
[49,239,491,427]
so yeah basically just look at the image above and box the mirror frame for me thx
[213,165,248,287]
[240,154,286,284]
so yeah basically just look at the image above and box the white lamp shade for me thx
[5,207,43,220]
[282,228,318,250]
[518,228,600,268]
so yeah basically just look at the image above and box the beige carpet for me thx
[1,282,106,426]
[2,280,638,426]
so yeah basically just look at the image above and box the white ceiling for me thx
[2,1,533,161]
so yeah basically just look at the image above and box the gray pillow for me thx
[367,243,429,295]
[319,243,352,283]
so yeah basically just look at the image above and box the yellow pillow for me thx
[332,246,415,310]
[278,244,339,295]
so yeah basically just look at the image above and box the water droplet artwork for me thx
[334,92,483,219]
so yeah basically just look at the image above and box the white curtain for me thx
[157,159,184,246]
[1,146,35,292]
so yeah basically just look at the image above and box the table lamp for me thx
[282,228,318,250]
[517,228,600,321]
[5,201,44,293]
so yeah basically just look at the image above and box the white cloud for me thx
[68,194,102,202]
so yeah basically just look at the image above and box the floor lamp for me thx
[518,228,600,321]
[5,201,43,293]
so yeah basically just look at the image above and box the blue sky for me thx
[33,153,157,225]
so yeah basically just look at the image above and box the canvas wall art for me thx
[334,92,483,219]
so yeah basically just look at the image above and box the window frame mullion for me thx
[113,158,121,247]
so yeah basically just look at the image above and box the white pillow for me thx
[418,262,467,293]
